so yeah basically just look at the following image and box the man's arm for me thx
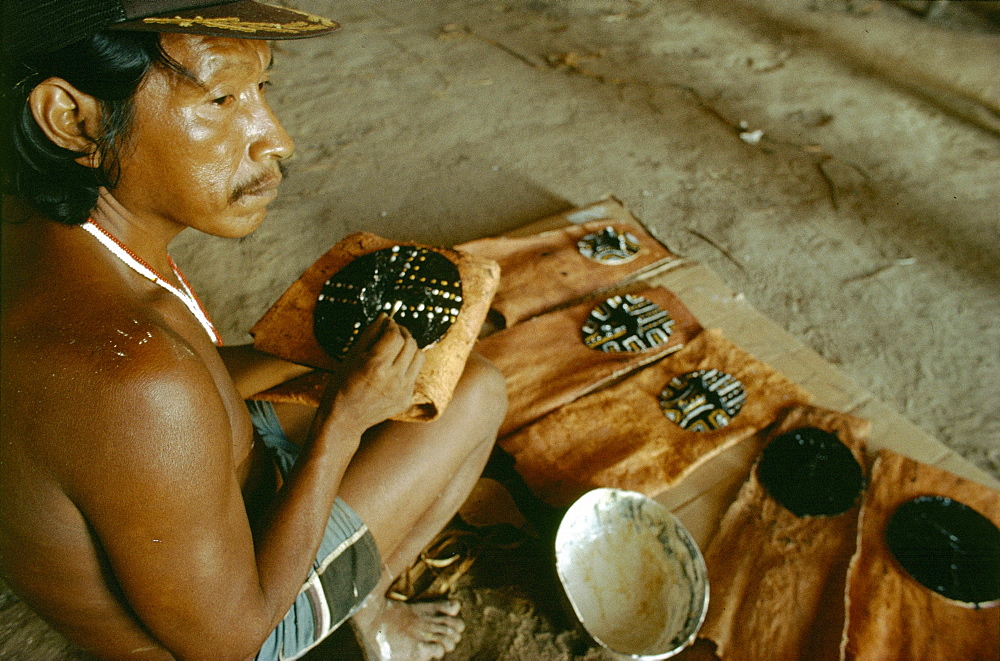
[216,344,313,399]
[58,315,422,659]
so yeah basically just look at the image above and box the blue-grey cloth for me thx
[247,401,381,661]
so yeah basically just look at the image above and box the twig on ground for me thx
[816,157,839,211]
[674,85,736,130]
[439,24,540,69]
[842,258,917,284]
[686,228,748,273]
[544,50,624,85]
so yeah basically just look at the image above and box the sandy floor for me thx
[171,1,998,658]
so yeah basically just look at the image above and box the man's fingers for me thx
[361,314,410,355]
[327,313,428,427]
[354,314,390,353]
[405,348,426,383]
[349,315,424,380]
[392,324,419,365]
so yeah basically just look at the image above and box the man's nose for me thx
[249,104,294,162]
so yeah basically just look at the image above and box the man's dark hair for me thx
[2,30,172,225]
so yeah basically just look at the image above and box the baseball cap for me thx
[2,1,339,64]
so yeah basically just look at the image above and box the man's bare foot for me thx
[371,599,464,660]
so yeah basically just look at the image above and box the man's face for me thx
[110,33,293,238]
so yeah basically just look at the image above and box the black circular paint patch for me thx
[885,495,1000,607]
[659,369,746,432]
[580,295,674,352]
[756,427,864,517]
[313,246,463,360]
[577,226,642,265]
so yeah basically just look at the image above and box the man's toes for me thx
[429,629,458,654]
[417,641,447,660]
[431,613,465,635]
[410,599,462,621]
[425,620,457,637]
[435,599,461,617]
[439,632,458,653]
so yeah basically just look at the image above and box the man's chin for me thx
[201,208,270,240]
[235,210,270,238]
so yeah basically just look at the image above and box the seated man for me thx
[0,2,507,659]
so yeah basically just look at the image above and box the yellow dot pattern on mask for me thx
[314,245,463,359]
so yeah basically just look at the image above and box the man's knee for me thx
[452,353,508,432]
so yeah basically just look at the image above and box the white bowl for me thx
[555,488,709,660]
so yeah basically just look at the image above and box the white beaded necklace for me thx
[81,219,222,345]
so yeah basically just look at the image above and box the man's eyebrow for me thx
[157,48,205,89]
[162,52,273,91]
[180,72,210,92]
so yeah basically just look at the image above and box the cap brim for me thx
[111,0,339,40]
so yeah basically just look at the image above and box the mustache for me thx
[229,162,287,203]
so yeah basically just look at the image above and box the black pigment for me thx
[885,495,1000,606]
[756,427,864,517]
[313,246,462,359]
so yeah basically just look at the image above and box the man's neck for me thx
[88,189,185,281]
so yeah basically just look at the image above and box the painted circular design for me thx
[577,226,642,265]
[313,246,463,360]
[756,427,864,517]
[658,369,746,432]
[885,495,1000,607]
[580,295,674,353]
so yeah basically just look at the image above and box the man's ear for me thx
[28,78,104,169]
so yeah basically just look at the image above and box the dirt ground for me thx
[171,1,998,658]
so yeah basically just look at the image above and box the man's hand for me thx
[317,313,426,436]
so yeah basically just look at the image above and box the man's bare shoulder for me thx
[1,294,231,478]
